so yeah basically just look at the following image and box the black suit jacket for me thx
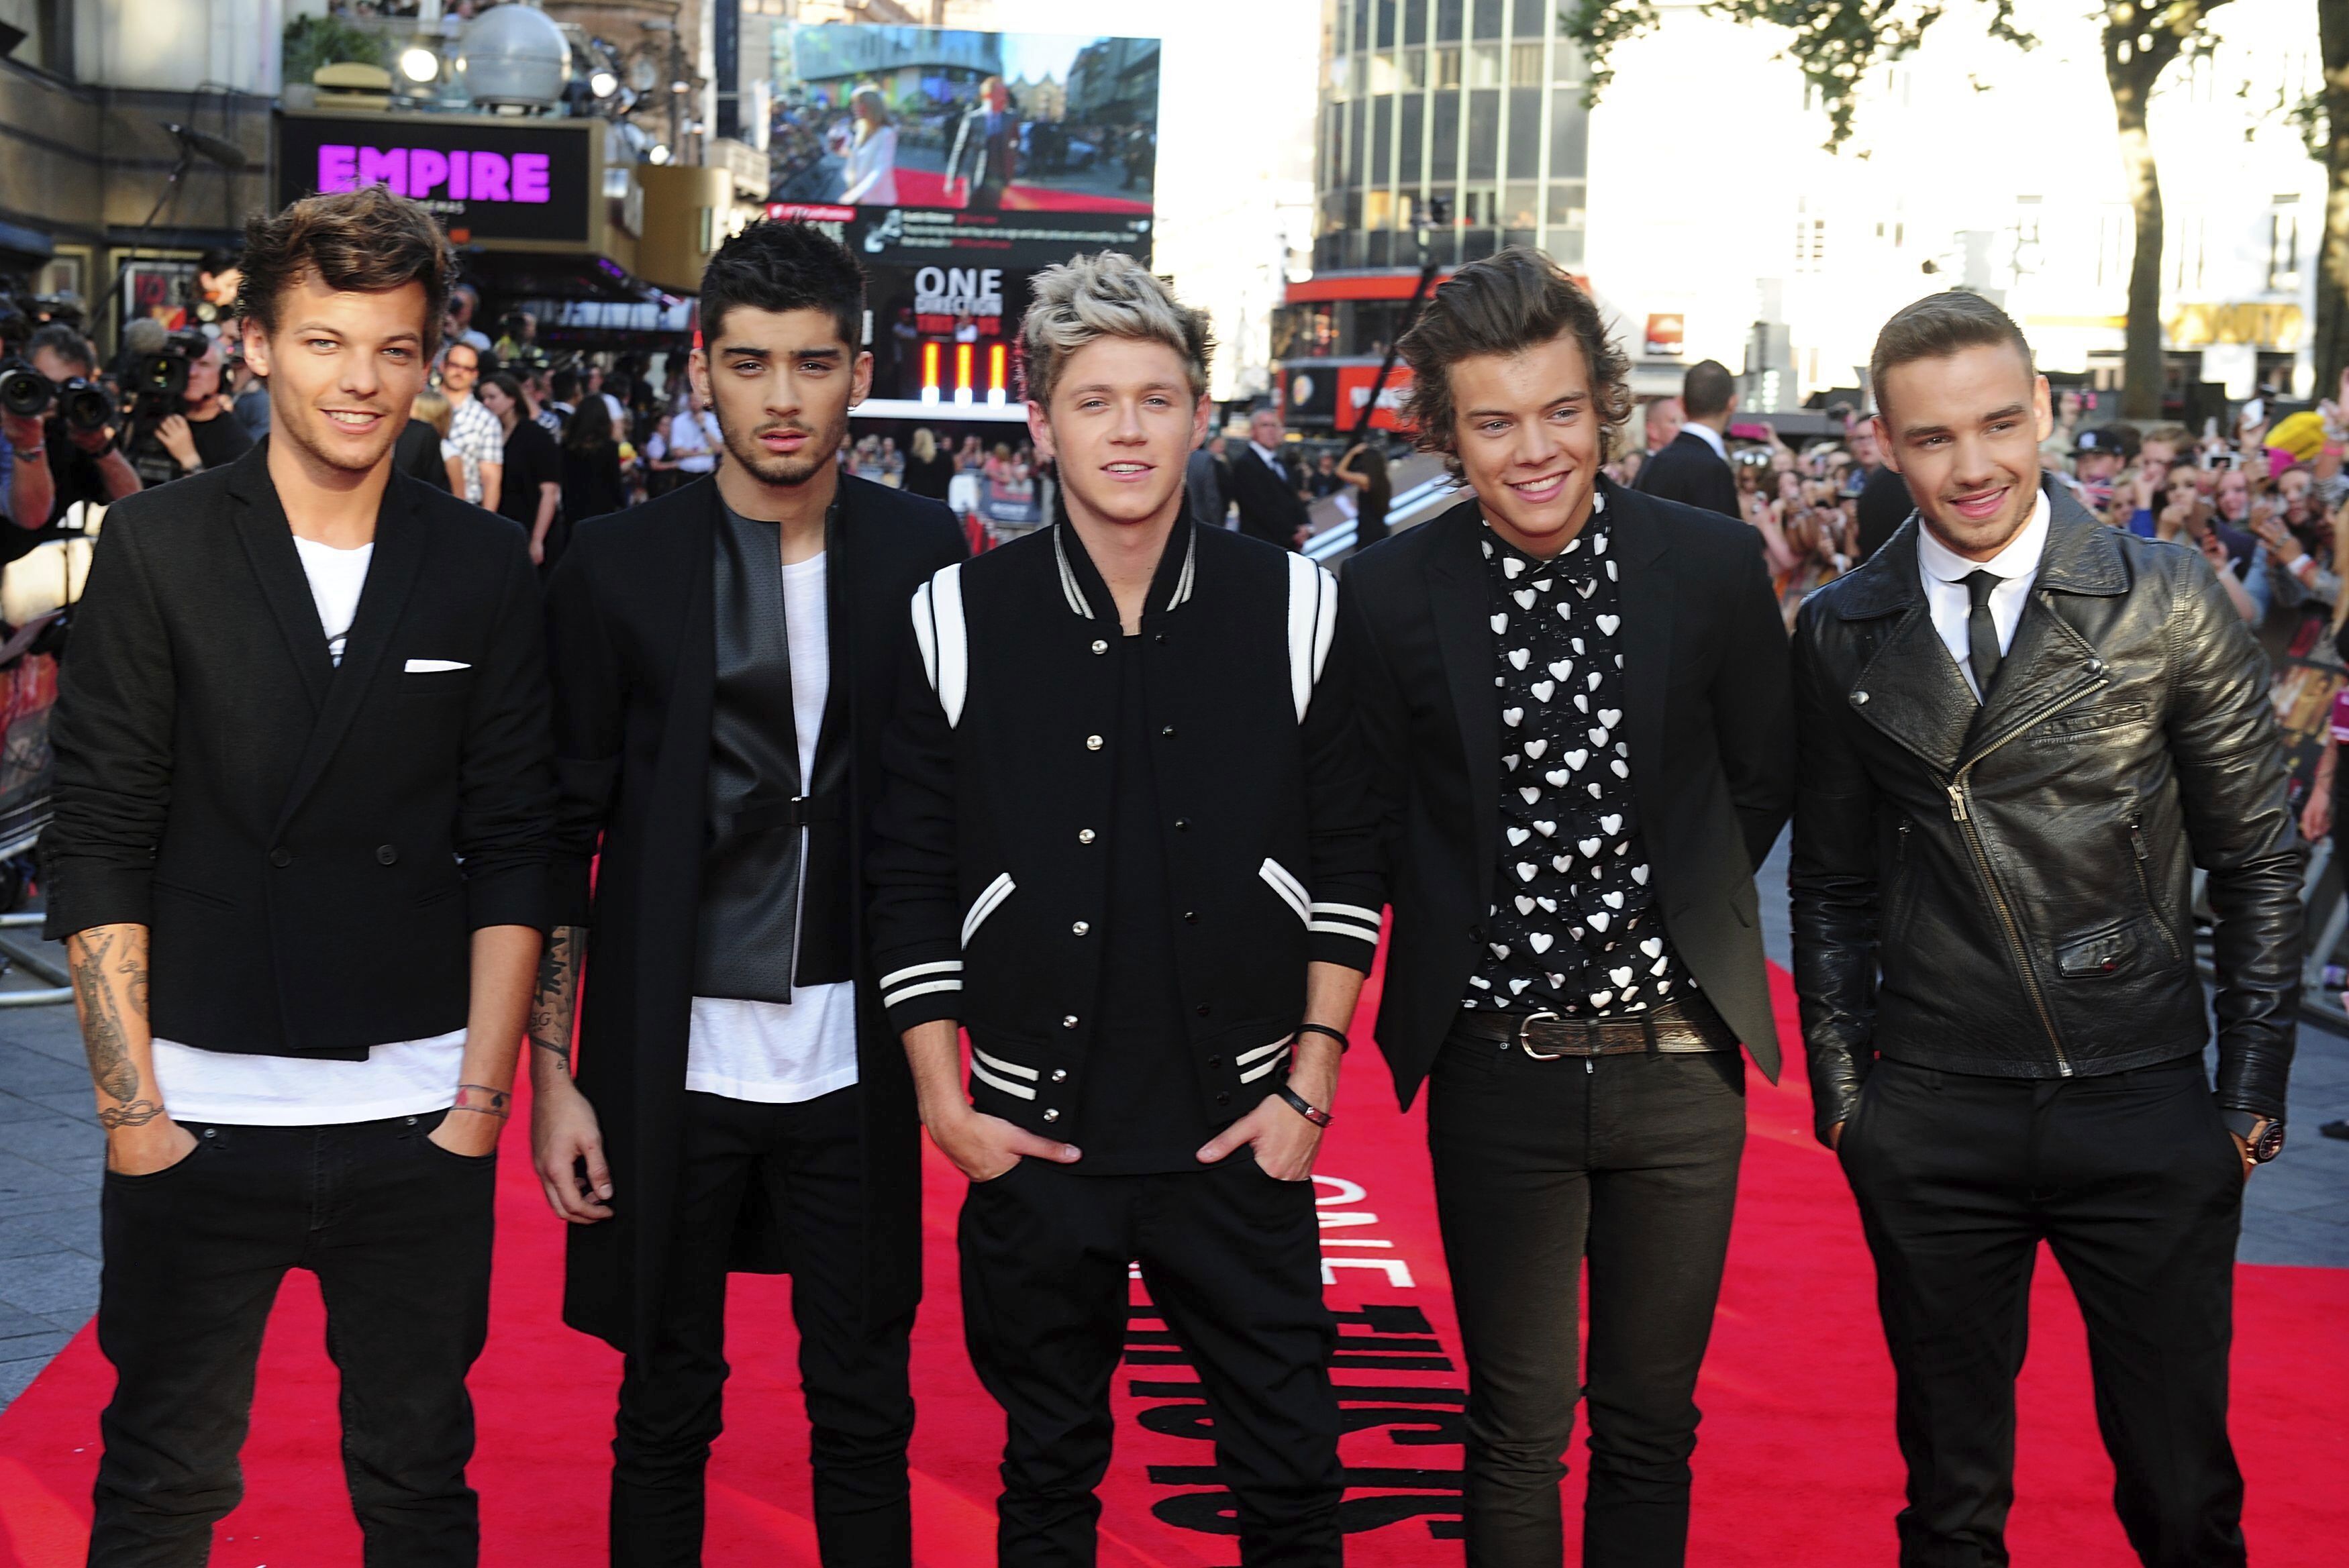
[544,473,965,1353]
[1635,429,1740,519]
[1339,483,1796,1106]
[1225,443,1309,550]
[43,440,553,1058]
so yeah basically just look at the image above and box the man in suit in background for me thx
[1185,427,1229,529]
[946,77,1019,213]
[1225,405,1311,550]
[44,184,552,1563]
[1342,248,1793,1567]
[1635,359,1740,519]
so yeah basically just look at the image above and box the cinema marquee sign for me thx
[275,111,598,250]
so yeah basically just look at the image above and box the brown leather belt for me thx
[1452,998,1738,1061]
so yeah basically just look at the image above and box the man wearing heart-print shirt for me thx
[1336,248,1793,1567]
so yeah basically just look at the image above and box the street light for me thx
[647,143,672,165]
[398,46,440,84]
[589,68,618,99]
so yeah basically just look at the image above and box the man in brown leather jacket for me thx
[1790,291,2297,1568]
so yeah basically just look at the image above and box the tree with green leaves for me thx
[1564,1,2232,418]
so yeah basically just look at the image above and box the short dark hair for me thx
[238,185,451,358]
[550,368,582,402]
[1398,246,1630,473]
[26,322,95,376]
[1683,358,1734,419]
[698,220,865,352]
[1869,291,2033,417]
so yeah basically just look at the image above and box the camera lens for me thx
[58,378,113,433]
[0,363,52,419]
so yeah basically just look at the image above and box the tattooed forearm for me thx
[528,925,584,1069]
[97,1100,163,1129]
[68,924,154,1116]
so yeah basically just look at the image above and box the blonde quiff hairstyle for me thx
[1018,251,1214,410]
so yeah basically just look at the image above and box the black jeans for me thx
[1840,1055,2248,1568]
[609,1087,914,1568]
[956,1155,1342,1568]
[90,1110,497,1567]
[1426,1030,1747,1568]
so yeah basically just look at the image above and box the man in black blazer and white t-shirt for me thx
[43,187,553,1563]
[530,221,966,1566]
[1633,358,1742,519]
[1340,250,1793,1567]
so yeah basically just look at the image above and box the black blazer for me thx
[1338,483,1796,1106]
[866,520,1381,1142]
[1635,429,1740,519]
[43,439,553,1058]
[544,473,965,1353]
[1225,443,1310,550]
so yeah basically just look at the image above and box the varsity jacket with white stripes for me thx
[866,516,1383,1143]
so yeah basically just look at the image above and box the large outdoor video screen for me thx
[766,25,1158,215]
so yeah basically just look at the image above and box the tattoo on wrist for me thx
[527,927,579,1068]
[98,1098,164,1130]
[453,1084,511,1119]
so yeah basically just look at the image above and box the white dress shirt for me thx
[1915,487,2052,701]
[1681,419,1728,461]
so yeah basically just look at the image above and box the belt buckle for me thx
[1517,1010,1565,1061]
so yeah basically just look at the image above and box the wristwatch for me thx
[2220,1109,2286,1163]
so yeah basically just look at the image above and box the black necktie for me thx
[1964,570,2002,701]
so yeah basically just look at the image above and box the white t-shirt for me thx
[686,550,860,1104]
[148,531,467,1127]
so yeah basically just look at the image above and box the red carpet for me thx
[886,170,1154,215]
[3,961,2344,1565]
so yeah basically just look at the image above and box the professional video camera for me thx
[128,329,208,422]
[0,358,114,432]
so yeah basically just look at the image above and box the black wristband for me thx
[1275,1085,1333,1128]
[1295,1022,1350,1053]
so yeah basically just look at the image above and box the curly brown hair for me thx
[238,185,451,357]
[1398,246,1631,476]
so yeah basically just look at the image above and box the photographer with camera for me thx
[126,331,254,489]
[1,323,140,534]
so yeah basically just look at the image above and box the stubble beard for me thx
[719,411,844,488]
[288,404,397,477]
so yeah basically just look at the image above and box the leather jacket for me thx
[1789,486,2299,1142]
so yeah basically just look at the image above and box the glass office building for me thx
[1273,0,1592,414]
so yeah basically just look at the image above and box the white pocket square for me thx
[404,659,470,673]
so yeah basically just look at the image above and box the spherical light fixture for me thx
[398,46,441,85]
[588,68,618,99]
[647,143,672,166]
[454,3,570,111]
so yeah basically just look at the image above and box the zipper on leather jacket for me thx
[2129,818,2182,961]
[1937,664,2108,1076]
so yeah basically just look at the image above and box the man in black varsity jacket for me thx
[43,189,552,1563]
[1339,249,1795,1568]
[530,222,964,1567]
[868,254,1381,1567]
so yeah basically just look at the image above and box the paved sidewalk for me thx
[0,992,101,1408]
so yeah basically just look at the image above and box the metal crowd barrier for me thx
[0,909,73,1007]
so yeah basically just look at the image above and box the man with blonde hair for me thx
[870,251,1380,1565]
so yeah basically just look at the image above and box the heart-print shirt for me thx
[1462,495,1693,1017]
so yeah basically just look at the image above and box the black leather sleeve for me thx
[1787,598,1881,1141]
[2162,552,2301,1118]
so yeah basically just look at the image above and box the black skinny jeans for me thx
[89,1109,497,1568]
[956,1155,1343,1568]
[1840,1055,2248,1568]
[609,1086,915,1568]
[1426,1031,1747,1568]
